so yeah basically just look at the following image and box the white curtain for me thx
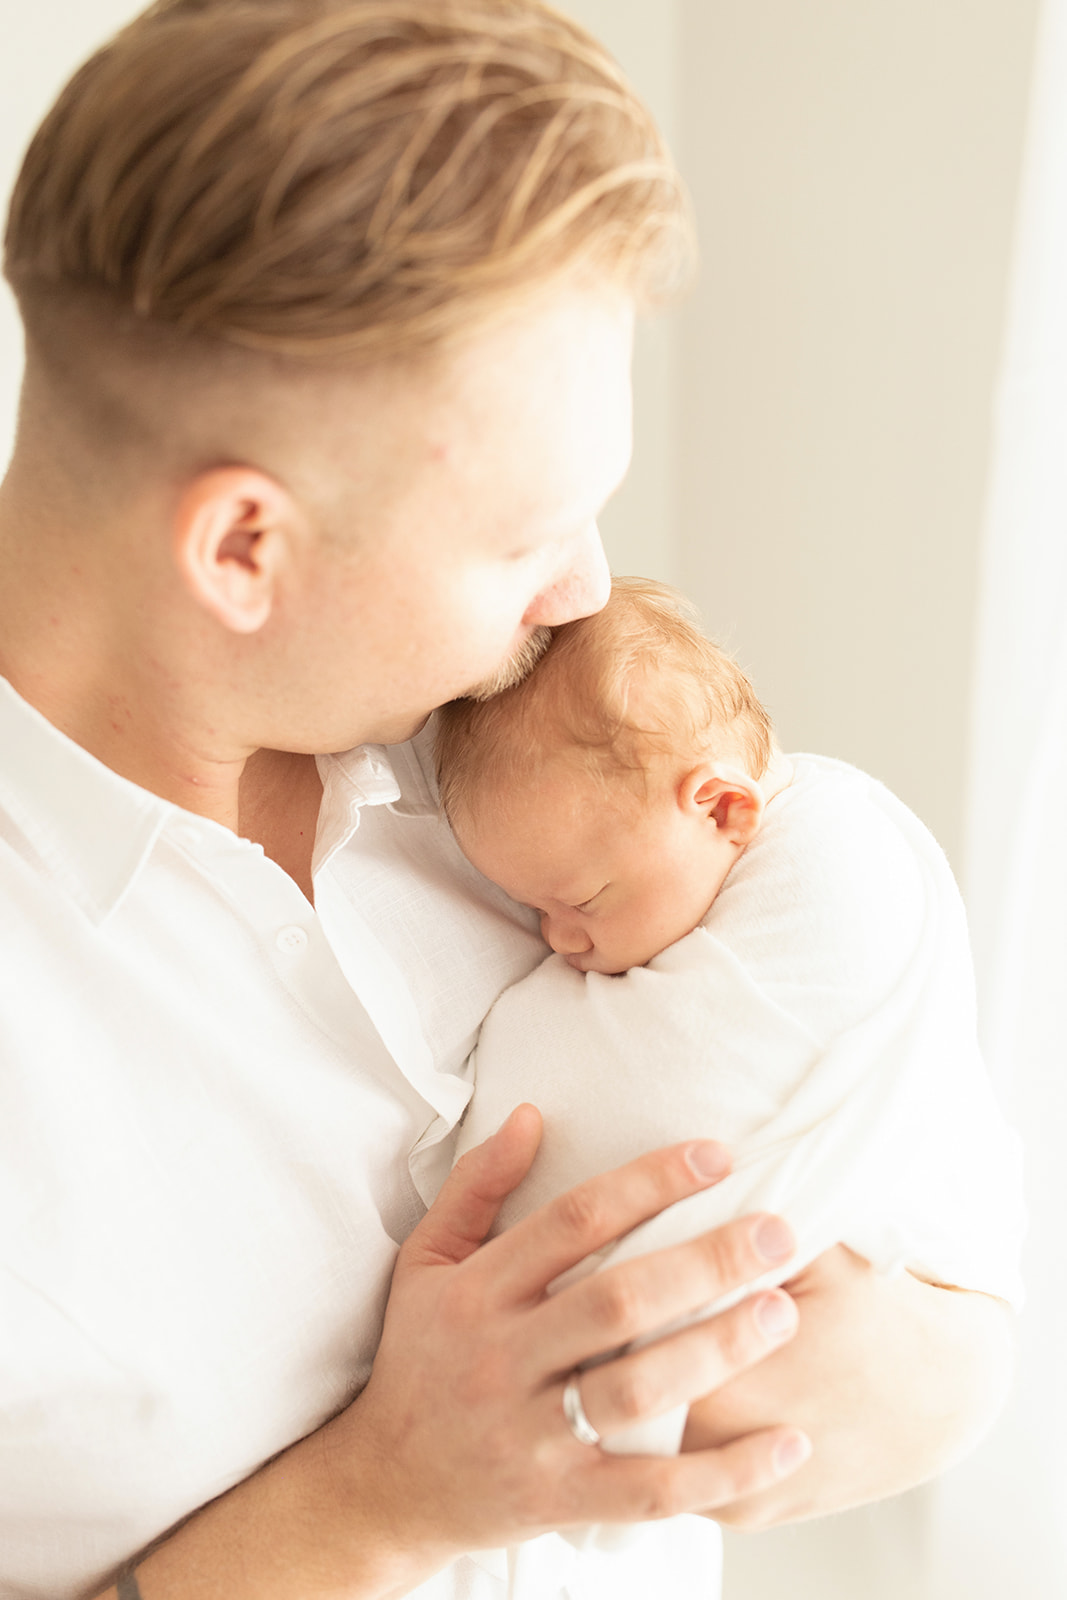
[919,0,1067,1591]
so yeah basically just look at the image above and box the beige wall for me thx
[674,0,1039,869]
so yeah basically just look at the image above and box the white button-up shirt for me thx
[0,679,720,1600]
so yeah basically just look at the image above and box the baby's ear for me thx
[679,764,764,845]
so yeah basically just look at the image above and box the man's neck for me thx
[3,640,324,896]
[0,645,248,830]
[0,588,323,899]
[1,494,243,828]
[238,749,324,904]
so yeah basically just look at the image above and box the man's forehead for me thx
[419,284,633,443]
[321,284,635,537]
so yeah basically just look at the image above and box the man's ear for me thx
[679,763,765,845]
[172,467,301,635]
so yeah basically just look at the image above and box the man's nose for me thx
[522,525,611,629]
[541,911,594,956]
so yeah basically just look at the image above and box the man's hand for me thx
[682,1243,1016,1530]
[120,1110,811,1600]
[326,1105,810,1584]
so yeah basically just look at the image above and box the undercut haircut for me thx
[435,576,775,821]
[4,0,692,360]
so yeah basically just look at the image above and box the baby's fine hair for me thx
[5,0,692,360]
[435,576,774,820]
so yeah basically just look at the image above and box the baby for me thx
[434,576,1024,1458]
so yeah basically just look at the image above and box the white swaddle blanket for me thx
[454,754,1026,1470]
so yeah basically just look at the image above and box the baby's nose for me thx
[541,912,594,957]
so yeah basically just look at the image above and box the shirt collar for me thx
[321,743,403,809]
[316,715,447,830]
[380,715,445,818]
[0,676,172,926]
[313,744,403,874]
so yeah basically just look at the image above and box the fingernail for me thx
[774,1432,812,1476]
[686,1141,731,1182]
[753,1215,795,1263]
[755,1291,797,1340]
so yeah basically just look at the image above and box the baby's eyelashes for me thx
[526,888,606,915]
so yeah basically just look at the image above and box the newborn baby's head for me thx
[435,577,784,974]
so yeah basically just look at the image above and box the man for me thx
[0,3,1016,1597]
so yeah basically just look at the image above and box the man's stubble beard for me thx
[463,625,553,701]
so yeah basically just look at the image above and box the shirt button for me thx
[276,926,308,953]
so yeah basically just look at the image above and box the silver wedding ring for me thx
[562,1373,601,1447]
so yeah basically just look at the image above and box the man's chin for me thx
[352,710,431,750]
[463,626,553,702]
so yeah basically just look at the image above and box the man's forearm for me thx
[91,1418,439,1600]
[682,1246,1016,1530]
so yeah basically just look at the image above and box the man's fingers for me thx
[485,1140,733,1301]
[553,1423,812,1526]
[648,1426,812,1518]
[401,1104,543,1270]
[570,1289,799,1440]
[533,1212,796,1373]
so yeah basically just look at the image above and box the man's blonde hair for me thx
[435,576,775,819]
[4,0,691,359]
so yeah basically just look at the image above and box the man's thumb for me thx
[399,1103,543,1271]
